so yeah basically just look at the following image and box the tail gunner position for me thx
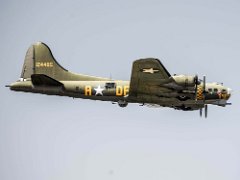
[7,42,232,117]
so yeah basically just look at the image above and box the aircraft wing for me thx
[129,58,171,97]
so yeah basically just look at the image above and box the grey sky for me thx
[0,0,240,180]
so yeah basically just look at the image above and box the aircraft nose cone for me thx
[227,88,232,94]
[226,88,232,100]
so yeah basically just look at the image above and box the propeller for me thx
[203,75,208,118]
[194,74,199,100]
[203,75,206,102]
[199,75,208,118]
[204,104,208,118]
[200,105,208,118]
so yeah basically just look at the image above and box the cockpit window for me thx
[221,89,227,93]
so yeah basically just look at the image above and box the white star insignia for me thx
[94,85,104,96]
[142,68,159,74]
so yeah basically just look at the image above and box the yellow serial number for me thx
[36,62,53,68]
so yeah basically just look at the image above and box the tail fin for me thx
[21,42,108,81]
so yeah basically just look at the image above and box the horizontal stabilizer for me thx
[31,74,63,87]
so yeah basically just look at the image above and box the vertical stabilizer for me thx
[20,42,109,81]
[33,42,68,80]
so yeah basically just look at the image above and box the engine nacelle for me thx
[172,75,196,87]
[118,100,128,107]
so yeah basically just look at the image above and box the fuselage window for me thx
[105,82,116,89]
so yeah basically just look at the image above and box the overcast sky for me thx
[0,0,240,180]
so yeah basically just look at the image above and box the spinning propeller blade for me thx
[199,75,208,118]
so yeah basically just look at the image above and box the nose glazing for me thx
[227,88,232,95]
[224,88,232,100]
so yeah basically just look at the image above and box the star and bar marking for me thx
[142,68,159,74]
[94,85,104,96]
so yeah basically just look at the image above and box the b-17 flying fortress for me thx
[7,42,232,117]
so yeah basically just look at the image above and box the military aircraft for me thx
[7,42,232,117]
